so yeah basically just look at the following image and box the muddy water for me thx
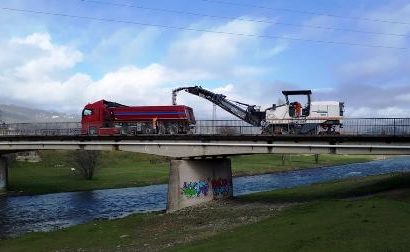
[0,156,409,238]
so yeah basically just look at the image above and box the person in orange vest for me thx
[152,117,158,133]
[294,102,302,117]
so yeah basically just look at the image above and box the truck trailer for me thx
[81,100,195,135]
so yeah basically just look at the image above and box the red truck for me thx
[81,100,195,135]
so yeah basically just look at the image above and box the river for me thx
[0,156,409,238]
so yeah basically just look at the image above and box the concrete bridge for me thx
[1,135,410,211]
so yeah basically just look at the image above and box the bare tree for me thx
[71,150,101,180]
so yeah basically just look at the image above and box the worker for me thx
[294,102,302,117]
[152,118,158,133]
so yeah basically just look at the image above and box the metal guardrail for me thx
[0,122,81,136]
[194,118,410,136]
[0,118,410,136]
[193,120,261,135]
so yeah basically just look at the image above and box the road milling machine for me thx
[172,86,344,135]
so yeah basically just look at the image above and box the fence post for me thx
[393,118,396,136]
[314,154,319,164]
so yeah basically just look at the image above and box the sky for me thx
[0,0,409,119]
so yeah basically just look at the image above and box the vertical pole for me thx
[212,104,216,134]
[393,118,396,136]
[281,154,286,165]
[314,154,319,164]
[0,156,9,192]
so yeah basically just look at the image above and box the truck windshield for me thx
[83,109,93,116]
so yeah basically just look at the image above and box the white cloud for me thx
[213,84,234,93]
[347,106,410,118]
[313,2,410,117]
[11,33,82,79]
[0,32,237,115]
[0,33,86,110]
[166,18,279,78]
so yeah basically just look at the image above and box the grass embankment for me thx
[8,151,169,195]
[1,173,410,251]
[177,174,410,252]
[7,151,374,195]
[231,154,374,176]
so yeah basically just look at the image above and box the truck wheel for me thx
[168,125,178,135]
[157,124,166,135]
[88,127,97,136]
[144,126,153,134]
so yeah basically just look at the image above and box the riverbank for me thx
[1,172,409,251]
[7,150,374,195]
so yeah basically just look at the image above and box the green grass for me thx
[175,198,410,252]
[231,154,374,176]
[1,173,410,252]
[173,173,410,252]
[8,151,169,195]
[0,212,153,252]
[7,151,374,195]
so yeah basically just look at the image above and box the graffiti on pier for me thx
[181,181,209,198]
[212,178,231,197]
[181,178,232,199]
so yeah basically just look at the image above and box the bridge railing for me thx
[340,118,410,136]
[0,122,81,136]
[193,118,410,136]
[192,120,261,135]
[0,118,409,136]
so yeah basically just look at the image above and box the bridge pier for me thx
[167,158,233,212]
[0,156,8,192]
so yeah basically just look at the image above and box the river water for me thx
[0,156,409,238]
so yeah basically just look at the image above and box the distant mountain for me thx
[0,104,79,123]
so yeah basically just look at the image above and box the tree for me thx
[71,150,100,180]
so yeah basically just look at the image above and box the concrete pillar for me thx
[0,156,8,192]
[167,158,233,212]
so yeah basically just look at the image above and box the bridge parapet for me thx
[1,118,410,137]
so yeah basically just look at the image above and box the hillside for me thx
[0,104,79,123]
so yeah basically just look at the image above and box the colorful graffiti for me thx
[211,178,231,197]
[181,178,232,199]
[181,180,209,198]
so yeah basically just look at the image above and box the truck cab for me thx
[81,100,121,135]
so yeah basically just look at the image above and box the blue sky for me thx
[0,0,409,118]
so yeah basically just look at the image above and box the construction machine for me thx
[172,86,344,135]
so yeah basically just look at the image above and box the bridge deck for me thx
[0,134,409,143]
